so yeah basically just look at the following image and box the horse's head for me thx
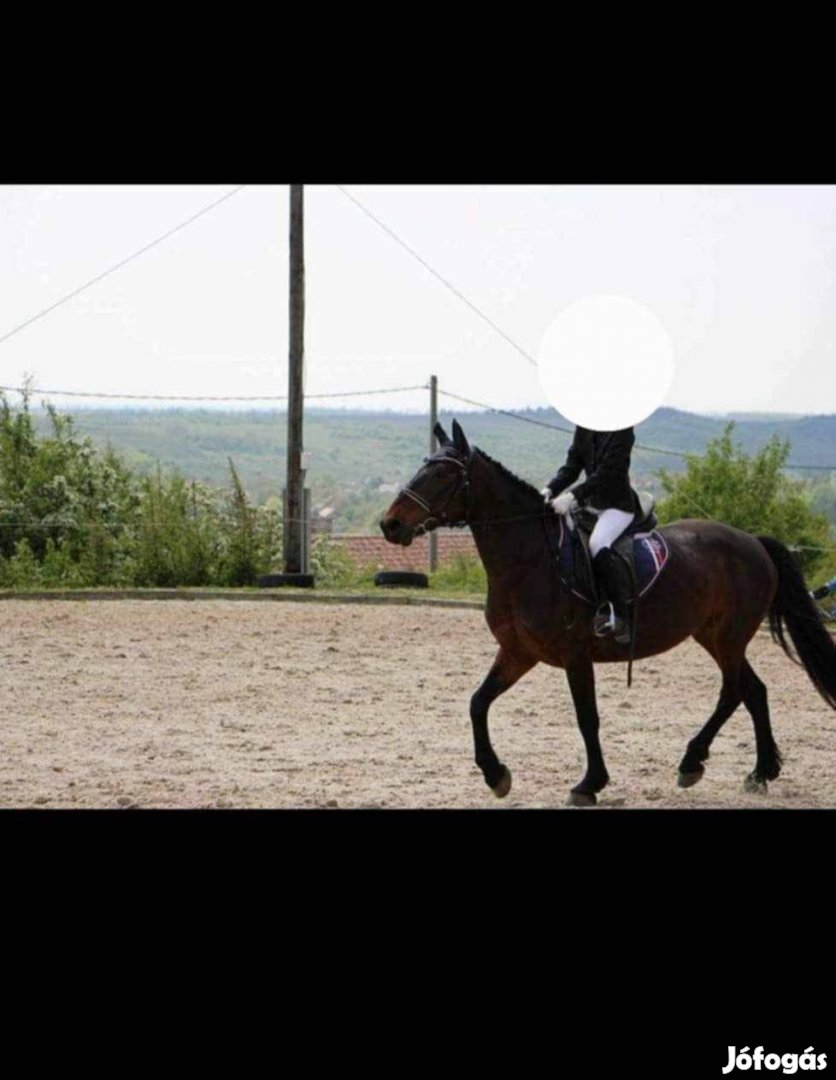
[380,420,473,546]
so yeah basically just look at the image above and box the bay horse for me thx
[380,420,836,805]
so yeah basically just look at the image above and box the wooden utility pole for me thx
[428,374,438,572]
[284,184,305,574]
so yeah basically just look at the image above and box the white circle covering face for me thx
[537,295,675,430]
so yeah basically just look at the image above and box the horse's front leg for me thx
[471,647,535,799]
[565,654,610,806]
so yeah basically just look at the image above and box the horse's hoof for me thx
[744,772,768,794]
[492,766,512,799]
[566,790,597,807]
[677,767,704,788]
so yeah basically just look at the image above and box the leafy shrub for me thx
[657,422,834,577]
[216,463,283,586]
[309,536,371,588]
[0,390,138,579]
[0,394,286,589]
[130,470,218,587]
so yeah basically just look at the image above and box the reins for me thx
[402,454,640,685]
[400,449,550,534]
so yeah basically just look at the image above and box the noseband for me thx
[399,452,472,535]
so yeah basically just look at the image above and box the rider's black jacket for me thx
[546,426,639,514]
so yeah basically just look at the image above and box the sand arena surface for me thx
[1,600,835,809]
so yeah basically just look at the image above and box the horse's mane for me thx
[474,447,543,504]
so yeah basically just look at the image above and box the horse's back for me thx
[657,517,779,613]
[660,518,778,571]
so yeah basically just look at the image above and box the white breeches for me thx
[588,508,635,559]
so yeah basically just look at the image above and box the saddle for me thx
[543,492,669,688]
[544,492,669,608]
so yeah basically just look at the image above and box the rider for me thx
[541,425,641,644]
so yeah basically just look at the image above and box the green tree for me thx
[0,389,138,580]
[656,423,834,576]
[0,394,282,589]
[216,461,282,586]
[131,469,219,587]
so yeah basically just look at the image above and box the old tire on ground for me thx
[257,573,315,588]
[374,571,429,589]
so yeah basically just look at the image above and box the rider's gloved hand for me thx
[551,492,577,516]
[540,487,553,504]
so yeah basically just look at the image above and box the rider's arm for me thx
[546,430,584,497]
[570,428,635,503]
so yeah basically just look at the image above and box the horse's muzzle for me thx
[380,517,414,546]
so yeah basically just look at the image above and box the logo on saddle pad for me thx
[554,516,670,603]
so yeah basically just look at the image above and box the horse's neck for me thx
[467,455,545,579]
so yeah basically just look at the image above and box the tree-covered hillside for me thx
[29,404,836,533]
[5,393,835,590]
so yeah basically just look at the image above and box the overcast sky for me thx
[1,184,834,415]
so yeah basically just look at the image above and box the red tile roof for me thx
[331,532,479,572]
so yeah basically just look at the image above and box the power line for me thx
[438,388,575,434]
[0,185,247,348]
[335,185,539,369]
[437,389,836,472]
[439,387,836,527]
[436,388,723,521]
[337,189,836,476]
[3,378,834,471]
[0,383,427,403]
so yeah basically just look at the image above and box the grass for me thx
[0,583,485,605]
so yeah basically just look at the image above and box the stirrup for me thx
[593,602,617,638]
[593,602,631,644]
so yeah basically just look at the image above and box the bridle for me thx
[397,447,563,534]
[398,450,473,536]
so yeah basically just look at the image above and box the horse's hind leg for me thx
[471,648,535,799]
[678,633,744,787]
[740,659,782,792]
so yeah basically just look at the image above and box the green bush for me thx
[216,462,283,586]
[657,422,834,577]
[130,470,218,587]
[0,394,286,590]
[0,390,138,578]
[309,536,359,587]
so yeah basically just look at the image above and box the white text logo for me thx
[723,1048,827,1074]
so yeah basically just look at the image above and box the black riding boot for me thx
[592,547,632,644]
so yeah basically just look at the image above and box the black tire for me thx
[374,571,429,589]
[257,573,315,588]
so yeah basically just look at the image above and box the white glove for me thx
[540,487,553,504]
[550,491,577,516]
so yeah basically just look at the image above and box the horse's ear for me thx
[434,422,452,447]
[452,419,470,455]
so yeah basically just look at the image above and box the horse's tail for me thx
[757,535,836,709]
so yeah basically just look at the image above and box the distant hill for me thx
[32,404,836,533]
